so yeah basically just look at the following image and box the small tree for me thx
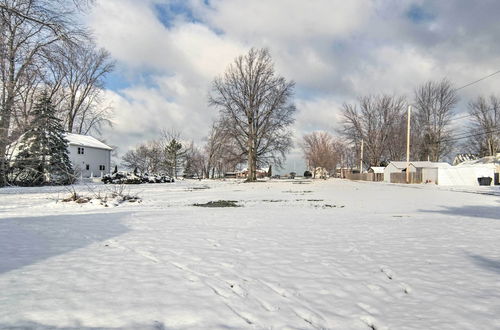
[301,131,341,178]
[161,130,186,178]
[10,91,73,186]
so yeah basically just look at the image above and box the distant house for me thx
[65,133,112,178]
[313,167,329,179]
[235,168,268,179]
[445,153,500,186]
[453,153,478,165]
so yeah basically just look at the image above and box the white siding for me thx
[68,145,111,178]
[437,166,495,186]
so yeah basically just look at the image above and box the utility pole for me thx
[406,105,412,183]
[360,139,364,174]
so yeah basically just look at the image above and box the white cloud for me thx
[86,0,500,170]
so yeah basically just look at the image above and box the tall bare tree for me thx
[413,78,458,161]
[49,42,114,133]
[465,95,500,156]
[340,95,407,166]
[209,48,296,181]
[0,0,85,186]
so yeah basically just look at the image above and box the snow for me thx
[389,161,452,169]
[64,133,113,150]
[369,166,385,174]
[1,180,499,329]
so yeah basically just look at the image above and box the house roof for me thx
[369,166,385,173]
[387,161,411,169]
[457,154,500,166]
[387,161,451,169]
[65,133,112,151]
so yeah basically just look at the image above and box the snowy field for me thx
[0,179,499,329]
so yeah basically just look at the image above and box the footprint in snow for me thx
[360,315,388,330]
[229,283,248,297]
[400,282,412,294]
[293,307,328,329]
[357,302,380,315]
[380,266,394,280]
[257,298,279,312]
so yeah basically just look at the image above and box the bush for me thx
[102,171,174,184]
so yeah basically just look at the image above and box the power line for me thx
[454,69,500,92]
[449,106,498,122]
[441,127,500,144]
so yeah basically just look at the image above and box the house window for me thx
[78,147,85,154]
[99,165,105,171]
[86,164,90,171]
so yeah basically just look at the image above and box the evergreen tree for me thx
[11,92,74,186]
[164,138,185,178]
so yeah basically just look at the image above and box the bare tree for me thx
[48,42,114,133]
[0,0,85,186]
[301,131,341,177]
[340,95,407,167]
[184,142,205,179]
[121,140,163,174]
[465,95,500,156]
[413,78,458,161]
[202,121,241,178]
[209,48,296,181]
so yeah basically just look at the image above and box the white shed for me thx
[384,162,413,182]
[385,161,452,183]
[65,133,112,178]
[368,166,385,174]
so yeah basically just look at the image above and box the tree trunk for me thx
[0,75,17,187]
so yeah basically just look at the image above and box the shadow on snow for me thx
[419,204,500,221]
[468,254,500,274]
[0,212,129,274]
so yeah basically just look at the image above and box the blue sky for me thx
[88,0,500,173]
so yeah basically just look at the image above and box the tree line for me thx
[303,79,500,174]
[0,0,114,186]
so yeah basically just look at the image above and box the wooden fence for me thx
[345,173,384,182]
[390,172,422,184]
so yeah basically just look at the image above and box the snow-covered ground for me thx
[0,179,499,329]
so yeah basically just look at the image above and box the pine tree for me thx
[12,91,74,186]
[164,138,185,178]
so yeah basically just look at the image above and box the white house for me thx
[65,133,112,178]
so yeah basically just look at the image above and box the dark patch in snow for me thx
[193,200,240,207]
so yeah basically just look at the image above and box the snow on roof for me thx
[369,166,385,173]
[387,161,411,169]
[388,161,451,169]
[457,154,500,167]
[64,133,112,150]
